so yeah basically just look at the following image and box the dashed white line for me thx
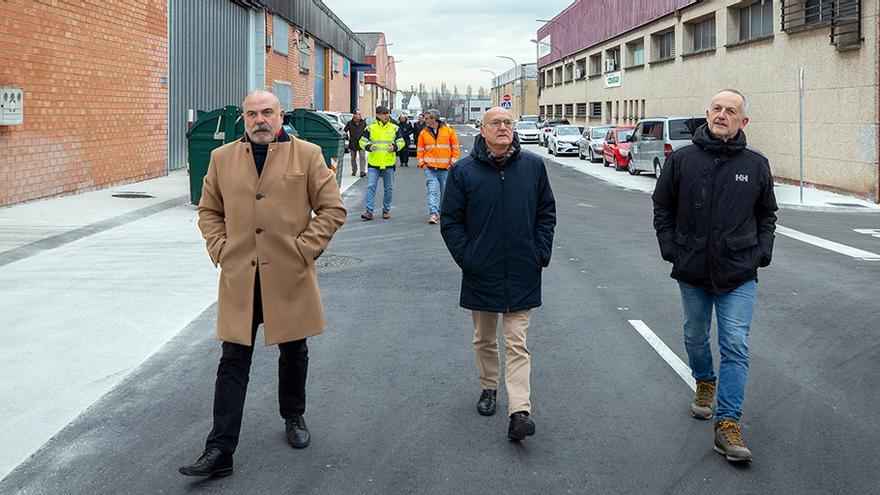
[628,319,695,391]
[777,225,880,261]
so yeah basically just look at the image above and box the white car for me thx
[318,111,351,151]
[547,125,585,156]
[514,121,541,144]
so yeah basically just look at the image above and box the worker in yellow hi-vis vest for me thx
[359,105,405,220]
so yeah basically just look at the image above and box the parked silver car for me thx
[577,125,614,162]
[514,121,541,143]
[547,125,585,156]
[627,116,707,176]
[317,111,349,151]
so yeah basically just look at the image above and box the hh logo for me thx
[735,174,749,183]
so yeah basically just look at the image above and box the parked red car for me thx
[602,126,635,172]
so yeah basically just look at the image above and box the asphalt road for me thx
[2,125,878,494]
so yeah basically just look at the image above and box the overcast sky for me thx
[323,0,573,94]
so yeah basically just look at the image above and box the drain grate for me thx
[315,255,362,268]
[112,192,155,199]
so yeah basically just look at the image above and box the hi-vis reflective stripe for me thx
[423,157,451,163]
[417,147,426,151]
[372,139,394,144]
[423,144,452,150]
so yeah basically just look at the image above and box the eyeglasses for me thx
[487,119,515,128]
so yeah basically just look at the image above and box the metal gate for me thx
[168,0,251,171]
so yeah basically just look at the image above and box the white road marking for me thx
[854,228,880,238]
[777,225,880,261]
[628,319,696,391]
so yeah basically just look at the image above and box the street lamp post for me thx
[497,55,521,118]
[480,69,498,107]
[383,60,403,109]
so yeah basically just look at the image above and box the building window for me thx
[564,104,574,117]
[343,58,350,77]
[691,17,716,52]
[564,63,574,82]
[589,53,602,76]
[554,67,563,85]
[740,1,774,41]
[555,104,563,117]
[626,38,645,67]
[641,99,646,118]
[652,30,675,61]
[576,103,587,118]
[575,58,587,79]
[273,16,288,55]
[605,46,620,72]
[273,81,292,110]
[332,52,340,73]
[588,102,602,118]
[782,0,838,31]
[298,40,310,73]
[805,0,831,24]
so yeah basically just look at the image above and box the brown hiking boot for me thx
[691,380,716,420]
[714,419,753,463]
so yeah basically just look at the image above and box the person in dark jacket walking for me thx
[396,113,414,167]
[441,107,556,441]
[344,109,367,177]
[412,113,426,147]
[652,89,777,463]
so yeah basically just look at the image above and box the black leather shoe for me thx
[285,416,311,449]
[178,447,233,477]
[508,411,535,441]
[477,389,497,416]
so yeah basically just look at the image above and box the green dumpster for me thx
[285,109,345,186]
[185,105,244,205]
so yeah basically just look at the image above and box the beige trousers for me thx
[471,309,532,415]
[350,148,366,174]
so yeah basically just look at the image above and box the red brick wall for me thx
[0,0,168,207]
[327,49,352,112]
[265,12,314,109]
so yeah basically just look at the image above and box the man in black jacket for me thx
[344,109,367,177]
[652,89,777,463]
[441,107,556,441]
[396,113,413,167]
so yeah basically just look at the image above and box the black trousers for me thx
[397,148,410,166]
[205,269,309,454]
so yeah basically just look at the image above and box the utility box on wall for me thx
[0,88,24,125]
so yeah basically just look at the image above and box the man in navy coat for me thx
[441,107,556,441]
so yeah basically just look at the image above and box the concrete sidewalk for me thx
[0,160,361,481]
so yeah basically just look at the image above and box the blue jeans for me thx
[365,167,394,214]
[424,167,448,216]
[679,280,756,421]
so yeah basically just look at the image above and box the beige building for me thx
[538,0,879,201]
[490,64,540,118]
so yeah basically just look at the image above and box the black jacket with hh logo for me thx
[652,124,778,293]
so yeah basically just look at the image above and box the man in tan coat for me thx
[179,90,346,478]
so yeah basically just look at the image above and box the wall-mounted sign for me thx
[604,71,621,88]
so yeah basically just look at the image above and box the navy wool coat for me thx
[441,135,556,313]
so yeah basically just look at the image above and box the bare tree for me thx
[478,86,487,99]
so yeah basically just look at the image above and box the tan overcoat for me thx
[197,136,346,346]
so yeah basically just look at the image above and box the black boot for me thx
[178,448,233,477]
[477,389,497,416]
[285,416,311,448]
